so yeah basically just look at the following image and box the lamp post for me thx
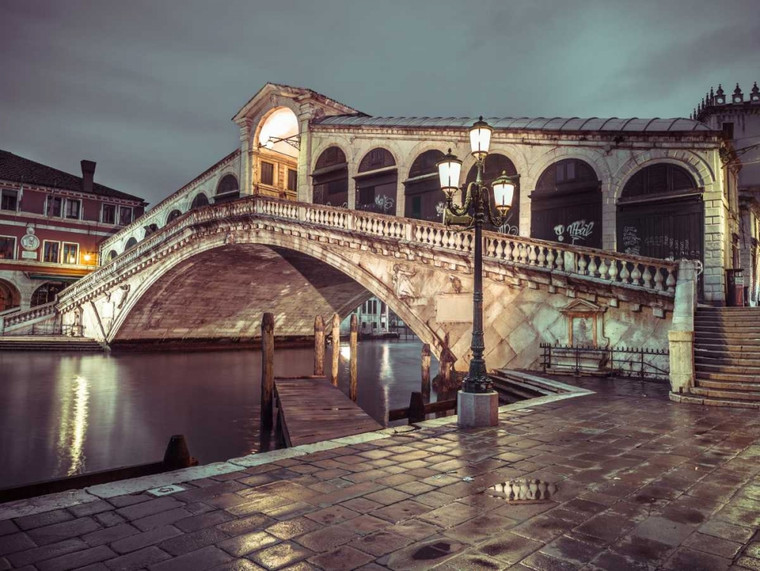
[437,117,519,426]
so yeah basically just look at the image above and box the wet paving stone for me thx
[248,541,313,569]
[385,538,465,570]
[477,532,543,564]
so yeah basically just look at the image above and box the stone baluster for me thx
[642,266,653,289]
[503,241,513,262]
[666,268,677,293]
[578,254,588,275]
[528,245,537,266]
[545,248,555,270]
[631,263,642,286]
[519,244,528,264]
[587,255,598,277]
[597,256,608,280]
[654,267,664,291]
[608,259,618,283]
[537,246,546,267]
[620,262,630,284]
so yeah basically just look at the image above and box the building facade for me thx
[0,151,146,313]
[694,82,760,304]
[97,82,752,305]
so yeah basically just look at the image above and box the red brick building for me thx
[0,150,146,312]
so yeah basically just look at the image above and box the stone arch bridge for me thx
[57,197,681,370]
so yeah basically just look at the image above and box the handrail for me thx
[58,196,679,311]
[3,299,58,329]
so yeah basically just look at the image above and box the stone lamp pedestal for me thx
[457,390,499,428]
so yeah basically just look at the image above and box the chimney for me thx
[81,160,96,194]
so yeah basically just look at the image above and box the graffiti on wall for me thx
[554,220,594,244]
[622,226,641,255]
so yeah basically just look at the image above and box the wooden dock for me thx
[274,376,383,447]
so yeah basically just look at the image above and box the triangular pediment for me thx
[232,83,363,124]
[560,299,605,314]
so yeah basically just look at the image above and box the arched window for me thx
[531,159,602,248]
[464,153,519,234]
[0,279,20,312]
[405,150,445,221]
[215,174,240,203]
[143,223,159,239]
[125,237,138,250]
[31,282,65,307]
[356,148,397,214]
[190,193,209,210]
[108,250,118,261]
[166,209,182,224]
[617,163,702,260]
[312,147,348,207]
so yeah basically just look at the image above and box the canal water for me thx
[0,340,441,488]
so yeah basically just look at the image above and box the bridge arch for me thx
[190,192,210,210]
[356,148,398,215]
[106,228,442,355]
[165,208,183,226]
[0,278,20,311]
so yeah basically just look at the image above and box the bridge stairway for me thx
[688,306,760,409]
[0,336,104,352]
[491,369,564,403]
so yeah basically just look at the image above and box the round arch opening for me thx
[166,209,182,225]
[190,193,209,210]
[405,150,445,222]
[312,147,348,207]
[0,279,21,312]
[617,163,702,260]
[530,159,602,248]
[256,107,299,200]
[215,174,240,203]
[31,282,65,307]
[356,148,397,215]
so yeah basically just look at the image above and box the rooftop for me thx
[315,115,715,133]
[0,150,146,203]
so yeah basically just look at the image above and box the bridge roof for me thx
[0,150,146,203]
[314,115,716,134]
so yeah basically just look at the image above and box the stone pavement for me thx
[1,377,759,570]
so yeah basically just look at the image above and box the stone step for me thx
[694,370,760,382]
[695,378,760,391]
[695,333,760,343]
[489,373,550,401]
[694,339,760,350]
[695,355,760,368]
[695,362,760,376]
[694,320,760,328]
[671,392,760,409]
[691,386,760,401]
[694,346,760,357]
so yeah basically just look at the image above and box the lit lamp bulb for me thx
[436,149,462,202]
[83,253,92,263]
[265,139,274,149]
[492,171,515,215]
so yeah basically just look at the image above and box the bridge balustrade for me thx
[60,196,678,313]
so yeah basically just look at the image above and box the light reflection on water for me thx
[0,340,438,488]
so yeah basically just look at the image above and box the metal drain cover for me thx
[484,478,557,503]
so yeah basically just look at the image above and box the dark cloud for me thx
[0,0,757,206]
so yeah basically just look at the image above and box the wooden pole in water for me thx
[261,313,275,431]
[349,314,358,401]
[421,343,431,403]
[314,315,325,376]
[331,313,340,387]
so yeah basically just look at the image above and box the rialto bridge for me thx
[54,196,686,377]
[91,82,735,310]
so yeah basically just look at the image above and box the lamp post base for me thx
[457,390,499,428]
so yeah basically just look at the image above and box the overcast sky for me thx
[1,0,757,206]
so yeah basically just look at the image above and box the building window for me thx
[0,236,16,260]
[0,190,18,211]
[102,204,117,224]
[261,161,275,186]
[46,196,63,217]
[287,169,297,191]
[43,241,60,263]
[119,206,133,226]
[62,242,79,264]
[64,198,81,220]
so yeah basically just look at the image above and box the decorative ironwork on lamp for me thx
[437,117,520,393]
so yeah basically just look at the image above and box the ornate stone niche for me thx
[561,299,608,347]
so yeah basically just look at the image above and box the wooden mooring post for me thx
[421,343,431,403]
[330,313,340,386]
[261,312,274,431]
[314,315,325,376]
[349,314,358,401]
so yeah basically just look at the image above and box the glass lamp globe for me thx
[437,149,462,199]
[469,116,493,160]
[492,171,515,215]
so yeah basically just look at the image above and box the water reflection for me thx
[0,340,439,488]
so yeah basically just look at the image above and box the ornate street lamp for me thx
[437,117,519,424]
